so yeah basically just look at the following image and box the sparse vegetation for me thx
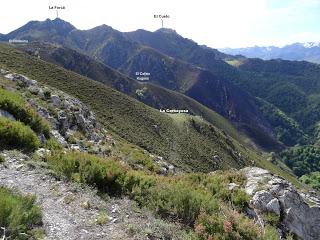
[263,225,279,240]
[119,143,156,171]
[0,187,43,239]
[43,151,264,239]
[262,212,280,227]
[94,211,109,225]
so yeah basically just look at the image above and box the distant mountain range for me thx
[0,18,278,149]
[220,43,320,64]
[1,18,320,152]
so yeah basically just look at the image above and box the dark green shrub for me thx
[46,152,126,194]
[299,172,320,191]
[43,90,51,99]
[279,145,320,177]
[0,88,50,138]
[0,187,42,239]
[0,117,40,152]
[262,212,280,227]
[263,225,279,240]
[44,138,63,151]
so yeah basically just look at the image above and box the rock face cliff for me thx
[243,167,320,240]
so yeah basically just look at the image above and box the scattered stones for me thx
[28,85,40,95]
[4,73,37,87]
[168,164,176,173]
[227,183,240,191]
[153,155,177,175]
[4,73,15,81]
[36,148,51,158]
[70,144,81,151]
[0,68,9,74]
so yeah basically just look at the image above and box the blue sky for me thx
[0,0,319,48]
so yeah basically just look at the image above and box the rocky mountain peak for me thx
[155,28,178,35]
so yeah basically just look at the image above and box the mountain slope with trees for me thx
[0,18,280,150]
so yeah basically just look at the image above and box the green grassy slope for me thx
[2,19,279,150]
[126,28,320,147]
[18,42,248,146]
[0,43,254,172]
[0,43,305,187]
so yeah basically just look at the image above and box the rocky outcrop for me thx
[242,167,320,240]
[1,68,171,171]
[2,69,113,155]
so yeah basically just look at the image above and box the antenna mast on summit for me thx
[154,14,170,29]
[49,4,65,19]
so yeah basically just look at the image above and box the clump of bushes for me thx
[195,209,261,240]
[0,187,43,239]
[45,151,127,194]
[0,117,40,152]
[299,171,320,191]
[45,151,261,239]
[279,145,320,177]
[119,143,156,171]
[0,88,50,138]
[44,138,63,151]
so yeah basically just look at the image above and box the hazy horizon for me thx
[1,0,320,48]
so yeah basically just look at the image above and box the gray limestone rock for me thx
[0,109,16,121]
[243,167,320,240]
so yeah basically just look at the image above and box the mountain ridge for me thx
[220,42,320,64]
[0,18,280,150]
[0,43,263,172]
[18,41,256,148]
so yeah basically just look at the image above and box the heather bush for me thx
[0,88,50,138]
[0,187,42,239]
[0,117,40,152]
[45,151,259,238]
